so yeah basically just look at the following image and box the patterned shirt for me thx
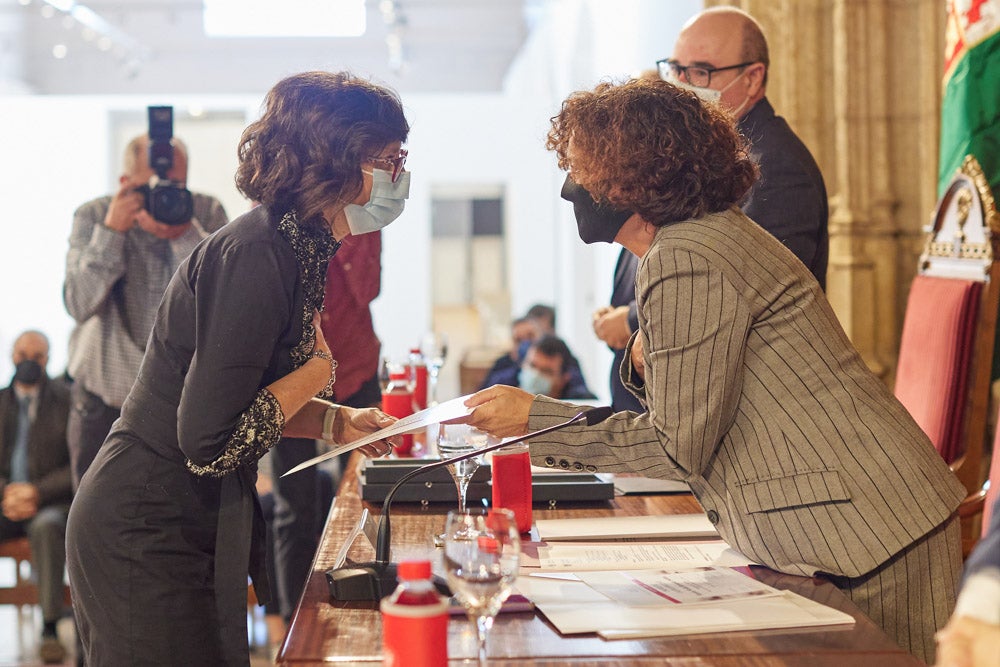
[64,192,229,407]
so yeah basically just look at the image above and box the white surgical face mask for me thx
[519,365,554,396]
[344,168,410,235]
[667,68,747,109]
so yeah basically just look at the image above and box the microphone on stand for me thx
[326,405,615,601]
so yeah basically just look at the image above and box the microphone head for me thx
[583,406,615,425]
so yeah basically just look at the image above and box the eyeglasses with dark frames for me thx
[366,149,408,183]
[656,58,757,88]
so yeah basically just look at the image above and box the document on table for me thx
[516,565,855,638]
[534,540,754,571]
[535,514,719,541]
[282,396,474,477]
[576,566,776,606]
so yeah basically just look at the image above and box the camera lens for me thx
[150,184,194,226]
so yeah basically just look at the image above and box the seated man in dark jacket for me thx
[0,330,72,663]
[481,335,595,400]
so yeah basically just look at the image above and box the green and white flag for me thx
[939,0,1000,198]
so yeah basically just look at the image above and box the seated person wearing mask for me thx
[482,335,595,400]
[480,316,542,390]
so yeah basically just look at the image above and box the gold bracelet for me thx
[322,405,339,443]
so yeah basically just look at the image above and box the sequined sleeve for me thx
[186,388,285,477]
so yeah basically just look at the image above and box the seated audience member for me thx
[525,303,557,334]
[480,316,543,389]
[934,495,1000,667]
[0,330,72,663]
[464,78,964,663]
[481,335,595,400]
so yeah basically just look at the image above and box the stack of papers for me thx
[521,516,853,639]
[518,566,855,638]
[535,513,719,541]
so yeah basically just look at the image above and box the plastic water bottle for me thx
[380,560,449,667]
[408,347,429,410]
[381,370,415,456]
[491,442,533,533]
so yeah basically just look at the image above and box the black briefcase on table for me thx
[358,458,615,506]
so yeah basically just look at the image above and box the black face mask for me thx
[13,359,43,386]
[560,174,632,244]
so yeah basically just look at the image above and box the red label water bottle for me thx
[381,371,415,456]
[408,348,429,410]
[491,443,533,533]
[380,560,449,667]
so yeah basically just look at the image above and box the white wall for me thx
[0,0,700,404]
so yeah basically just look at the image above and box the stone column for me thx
[709,0,946,384]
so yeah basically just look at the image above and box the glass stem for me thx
[455,476,471,513]
[428,367,440,406]
[475,614,494,666]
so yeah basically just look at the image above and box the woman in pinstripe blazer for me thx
[465,78,965,662]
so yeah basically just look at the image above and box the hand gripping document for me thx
[282,395,475,478]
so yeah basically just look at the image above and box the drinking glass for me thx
[442,509,520,666]
[436,424,487,513]
[420,332,448,406]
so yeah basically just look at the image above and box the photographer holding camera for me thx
[63,124,228,489]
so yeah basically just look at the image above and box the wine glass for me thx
[420,332,448,406]
[436,424,487,513]
[442,509,520,666]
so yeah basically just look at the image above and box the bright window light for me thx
[204,0,366,37]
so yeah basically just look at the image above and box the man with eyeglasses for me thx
[659,6,828,288]
[594,7,828,420]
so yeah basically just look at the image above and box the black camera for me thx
[138,105,193,226]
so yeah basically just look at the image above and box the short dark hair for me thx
[526,304,556,330]
[235,71,409,229]
[546,78,757,226]
[532,335,573,375]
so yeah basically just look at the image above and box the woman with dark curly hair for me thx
[464,78,963,662]
[67,71,409,665]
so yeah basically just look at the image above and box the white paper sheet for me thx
[536,541,754,570]
[535,514,719,541]
[515,574,855,637]
[281,395,474,477]
[577,566,778,606]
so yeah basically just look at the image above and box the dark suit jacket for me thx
[528,207,964,580]
[0,376,72,507]
[609,249,644,413]
[739,97,828,289]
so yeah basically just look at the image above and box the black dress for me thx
[66,206,339,666]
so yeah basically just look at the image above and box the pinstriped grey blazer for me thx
[527,206,965,579]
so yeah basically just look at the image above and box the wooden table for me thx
[277,459,920,666]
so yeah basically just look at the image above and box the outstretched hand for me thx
[460,385,534,438]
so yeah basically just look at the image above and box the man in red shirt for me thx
[267,232,384,623]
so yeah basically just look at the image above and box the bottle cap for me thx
[397,560,432,581]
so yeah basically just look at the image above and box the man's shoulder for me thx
[73,194,113,218]
[41,377,71,404]
[190,191,229,231]
[742,99,821,169]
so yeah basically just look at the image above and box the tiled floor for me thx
[0,605,284,666]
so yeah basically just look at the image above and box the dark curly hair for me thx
[235,71,409,228]
[546,78,757,226]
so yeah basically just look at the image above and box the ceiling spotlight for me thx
[96,36,112,51]
[52,43,68,58]
[40,4,56,18]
